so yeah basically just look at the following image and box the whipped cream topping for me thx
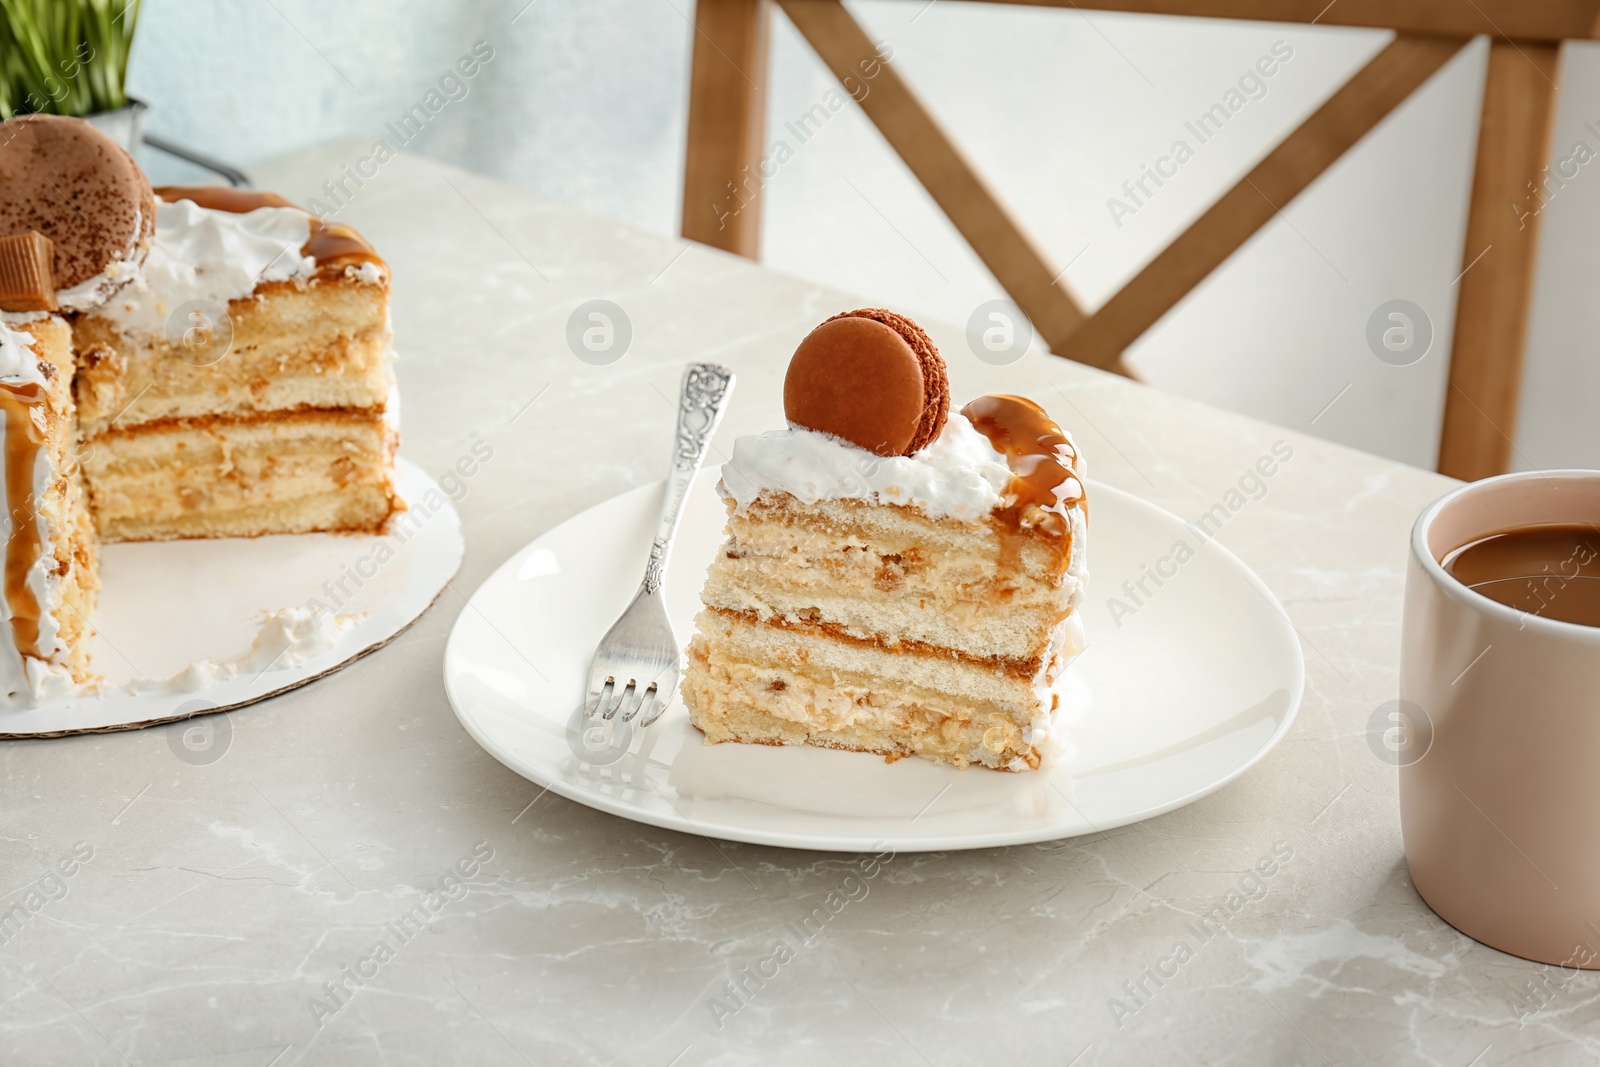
[0,316,48,388]
[52,203,149,313]
[56,257,142,313]
[88,198,316,336]
[722,414,1014,522]
[348,261,385,285]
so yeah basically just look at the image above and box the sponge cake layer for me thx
[82,408,397,541]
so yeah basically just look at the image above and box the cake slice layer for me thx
[82,409,397,541]
[72,279,390,435]
[704,492,1082,668]
[684,608,1073,770]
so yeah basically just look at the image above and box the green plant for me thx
[0,0,142,120]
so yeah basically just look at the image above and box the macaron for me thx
[783,308,949,457]
[0,113,155,291]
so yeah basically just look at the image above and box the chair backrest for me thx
[681,0,1598,480]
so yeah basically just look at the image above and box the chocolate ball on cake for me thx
[783,307,949,457]
[0,113,154,292]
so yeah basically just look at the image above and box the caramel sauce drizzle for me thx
[153,185,386,276]
[1,383,47,658]
[960,394,1083,539]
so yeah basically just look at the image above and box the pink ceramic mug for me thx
[1401,469,1600,968]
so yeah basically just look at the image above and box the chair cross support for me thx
[681,0,1588,478]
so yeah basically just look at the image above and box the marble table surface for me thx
[3,142,1593,1066]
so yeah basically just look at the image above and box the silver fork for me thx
[585,362,735,727]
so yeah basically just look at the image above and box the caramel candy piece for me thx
[783,308,949,457]
[0,232,58,312]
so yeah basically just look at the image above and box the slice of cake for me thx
[72,186,398,540]
[682,309,1087,771]
[0,313,99,696]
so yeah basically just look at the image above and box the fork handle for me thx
[642,362,735,594]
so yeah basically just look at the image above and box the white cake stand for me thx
[0,458,462,736]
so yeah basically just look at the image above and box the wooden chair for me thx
[680,0,1594,480]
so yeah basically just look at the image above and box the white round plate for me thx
[0,458,462,736]
[444,474,1304,852]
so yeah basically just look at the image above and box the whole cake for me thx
[0,114,399,702]
[681,309,1087,771]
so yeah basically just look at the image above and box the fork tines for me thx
[591,676,668,725]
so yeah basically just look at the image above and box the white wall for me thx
[126,0,1600,473]
[131,0,691,233]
